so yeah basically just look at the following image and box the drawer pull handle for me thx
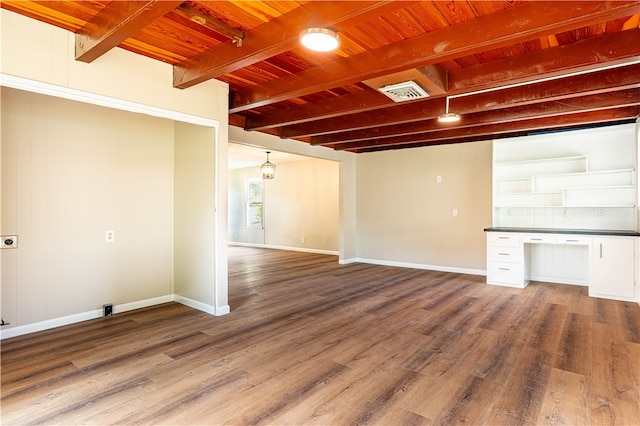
[498,267,510,271]
[498,237,509,239]
[498,253,509,256]
[566,239,579,242]
[530,238,543,241]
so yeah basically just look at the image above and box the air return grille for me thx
[378,81,429,102]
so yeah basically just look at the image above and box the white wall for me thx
[228,127,357,261]
[174,123,222,311]
[356,141,493,273]
[2,88,175,327]
[1,10,229,337]
[0,10,227,121]
[229,125,492,274]
[229,158,340,253]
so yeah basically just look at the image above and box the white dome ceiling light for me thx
[299,28,339,52]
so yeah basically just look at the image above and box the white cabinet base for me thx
[589,237,637,302]
[486,230,638,303]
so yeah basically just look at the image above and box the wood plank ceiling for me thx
[3,1,640,153]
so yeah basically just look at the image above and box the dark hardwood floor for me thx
[2,246,640,425]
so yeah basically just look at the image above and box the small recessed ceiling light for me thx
[299,28,339,52]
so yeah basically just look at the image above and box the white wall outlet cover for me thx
[1,235,18,249]
[105,230,115,242]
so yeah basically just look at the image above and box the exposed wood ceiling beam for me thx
[173,1,406,89]
[329,90,640,151]
[75,0,183,63]
[172,4,244,43]
[310,64,640,145]
[351,107,640,153]
[229,0,640,112]
[282,62,640,139]
[243,28,640,131]
[242,90,391,131]
[448,27,640,92]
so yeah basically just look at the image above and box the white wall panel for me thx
[1,9,230,336]
[228,158,340,252]
[174,122,218,309]
[356,141,493,272]
[2,88,174,329]
[1,9,227,121]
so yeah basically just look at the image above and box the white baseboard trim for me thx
[229,242,338,256]
[529,275,588,286]
[0,294,232,340]
[351,257,486,276]
[0,310,101,340]
[0,294,174,340]
[173,295,230,316]
[117,295,174,314]
[215,305,231,316]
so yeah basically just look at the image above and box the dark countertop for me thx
[484,227,640,237]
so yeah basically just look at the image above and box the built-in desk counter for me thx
[484,227,640,302]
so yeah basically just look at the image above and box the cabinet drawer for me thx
[555,236,591,245]
[488,233,520,247]
[489,246,521,263]
[522,234,555,244]
[488,262,524,285]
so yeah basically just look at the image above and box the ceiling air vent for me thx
[378,81,429,102]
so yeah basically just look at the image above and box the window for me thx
[245,178,263,228]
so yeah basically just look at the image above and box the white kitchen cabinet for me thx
[486,232,528,288]
[590,236,637,301]
[486,230,639,302]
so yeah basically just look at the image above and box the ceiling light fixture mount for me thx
[299,28,339,52]
[438,97,461,123]
[260,151,276,179]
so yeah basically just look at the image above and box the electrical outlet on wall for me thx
[105,230,115,242]
[1,235,18,249]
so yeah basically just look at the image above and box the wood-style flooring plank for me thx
[536,367,590,425]
[485,346,552,425]
[591,322,637,403]
[555,313,593,376]
[1,246,639,425]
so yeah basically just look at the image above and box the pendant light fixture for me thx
[260,151,276,179]
[299,28,339,52]
[438,96,461,123]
